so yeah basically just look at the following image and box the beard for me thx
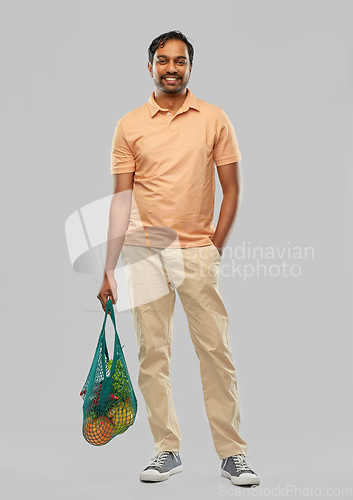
[154,75,190,94]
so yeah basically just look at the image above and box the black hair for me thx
[148,30,194,66]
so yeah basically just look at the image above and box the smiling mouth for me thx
[163,78,180,83]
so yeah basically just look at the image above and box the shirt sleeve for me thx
[110,119,136,174]
[213,108,242,167]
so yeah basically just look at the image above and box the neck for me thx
[153,88,188,111]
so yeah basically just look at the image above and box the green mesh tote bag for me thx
[80,299,137,445]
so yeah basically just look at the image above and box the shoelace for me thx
[149,451,179,469]
[228,454,252,472]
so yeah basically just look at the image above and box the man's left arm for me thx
[212,161,243,256]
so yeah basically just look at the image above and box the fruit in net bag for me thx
[83,415,115,446]
[107,403,135,433]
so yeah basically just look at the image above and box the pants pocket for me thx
[210,242,221,262]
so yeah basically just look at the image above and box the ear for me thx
[147,62,152,77]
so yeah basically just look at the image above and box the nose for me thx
[166,60,177,74]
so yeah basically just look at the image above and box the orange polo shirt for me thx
[110,88,241,248]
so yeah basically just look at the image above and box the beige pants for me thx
[121,243,247,460]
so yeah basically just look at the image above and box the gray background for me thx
[1,1,352,499]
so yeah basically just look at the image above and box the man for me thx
[97,30,260,487]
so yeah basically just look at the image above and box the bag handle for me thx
[101,299,124,380]
[100,302,111,364]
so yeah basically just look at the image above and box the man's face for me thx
[148,39,192,95]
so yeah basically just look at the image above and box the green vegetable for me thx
[107,359,130,400]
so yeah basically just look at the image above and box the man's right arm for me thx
[97,172,134,310]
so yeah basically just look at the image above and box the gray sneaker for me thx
[140,451,183,482]
[221,454,260,486]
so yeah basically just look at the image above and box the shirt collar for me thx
[147,88,199,118]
